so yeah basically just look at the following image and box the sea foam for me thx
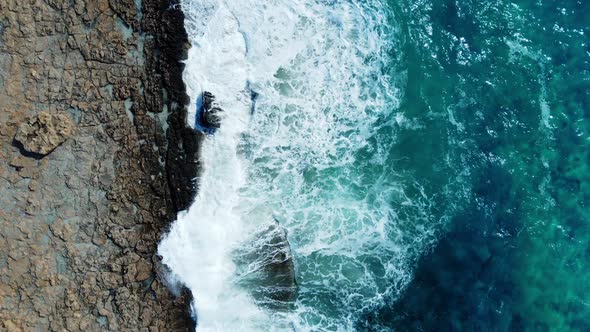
[159,0,436,330]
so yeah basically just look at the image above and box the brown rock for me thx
[135,258,153,281]
[0,0,196,330]
[28,180,38,192]
[2,320,22,332]
[9,155,37,168]
[14,112,74,156]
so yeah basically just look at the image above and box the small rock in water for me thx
[202,107,222,128]
[202,91,215,110]
[200,91,223,129]
[14,111,74,156]
[232,220,298,310]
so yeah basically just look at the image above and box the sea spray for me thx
[159,2,263,329]
[159,0,442,330]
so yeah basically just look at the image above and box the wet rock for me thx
[202,91,215,110]
[200,91,223,129]
[233,221,298,309]
[14,112,74,156]
[202,107,223,128]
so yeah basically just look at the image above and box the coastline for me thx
[0,0,198,330]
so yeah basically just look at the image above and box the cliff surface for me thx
[0,0,200,330]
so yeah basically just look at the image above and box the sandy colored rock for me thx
[14,112,74,155]
[2,320,22,332]
[0,0,197,330]
[135,258,153,281]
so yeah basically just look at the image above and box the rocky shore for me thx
[0,0,201,330]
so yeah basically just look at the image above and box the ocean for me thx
[158,0,590,330]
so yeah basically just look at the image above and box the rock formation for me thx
[200,91,223,129]
[14,111,74,156]
[232,221,298,310]
[202,106,223,129]
[0,0,200,330]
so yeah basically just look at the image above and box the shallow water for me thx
[159,0,590,330]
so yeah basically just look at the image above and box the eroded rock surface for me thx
[0,0,199,330]
[14,111,74,155]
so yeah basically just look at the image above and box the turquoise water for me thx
[160,0,589,330]
[381,1,590,331]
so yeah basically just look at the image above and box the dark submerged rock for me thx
[233,221,298,310]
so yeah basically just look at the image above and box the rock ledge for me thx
[14,111,74,156]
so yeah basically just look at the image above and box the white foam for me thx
[159,0,436,330]
[159,1,264,329]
